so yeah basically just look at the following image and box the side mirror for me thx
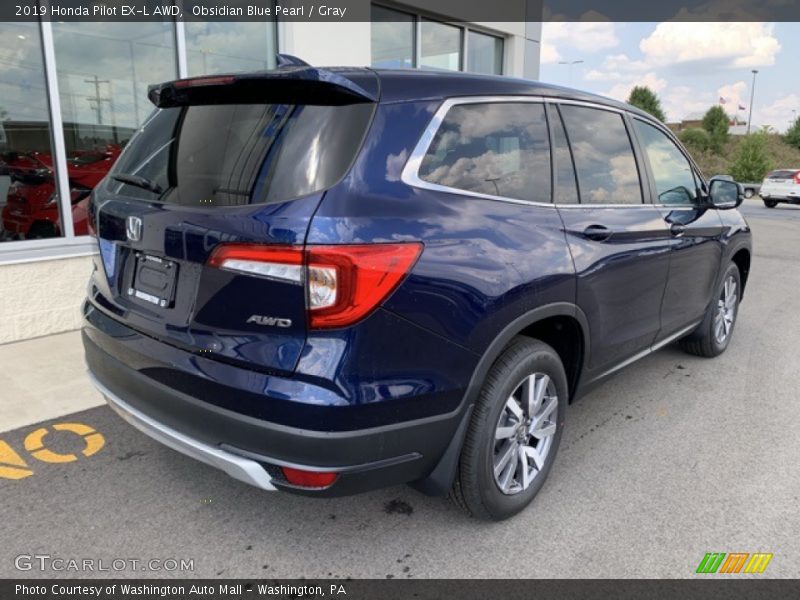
[708,176,743,209]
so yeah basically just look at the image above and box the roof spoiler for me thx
[148,58,377,108]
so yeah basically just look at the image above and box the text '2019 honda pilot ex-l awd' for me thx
[82,60,752,520]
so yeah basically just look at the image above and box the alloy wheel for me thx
[492,373,558,495]
[714,275,738,344]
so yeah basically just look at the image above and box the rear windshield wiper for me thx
[112,173,163,194]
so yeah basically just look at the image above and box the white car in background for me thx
[760,169,800,208]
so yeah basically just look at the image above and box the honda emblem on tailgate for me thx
[126,216,142,242]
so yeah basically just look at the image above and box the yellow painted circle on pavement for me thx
[24,423,106,463]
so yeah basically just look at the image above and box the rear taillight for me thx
[794,171,800,184]
[306,244,422,329]
[207,244,303,283]
[207,242,422,329]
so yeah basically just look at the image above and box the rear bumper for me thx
[91,370,277,491]
[761,191,800,202]
[83,304,469,497]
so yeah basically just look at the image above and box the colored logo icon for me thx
[697,552,773,574]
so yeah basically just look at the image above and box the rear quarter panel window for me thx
[418,102,551,203]
[559,105,642,205]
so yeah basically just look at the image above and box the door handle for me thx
[582,224,613,242]
[670,223,687,237]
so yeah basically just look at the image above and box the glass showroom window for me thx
[0,22,63,242]
[50,22,177,237]
[371,5,415,68]
[468,30,503,75]
[185,22,277,75]
[420,19,462,71]
[370,5,504,75]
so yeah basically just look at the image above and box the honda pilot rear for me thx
[84,62,752,521]
[83,64,474,499]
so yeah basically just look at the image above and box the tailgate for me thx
[90,68,377,374]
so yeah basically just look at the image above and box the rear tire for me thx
[450,337,567,521]
[679,263,741,358]
[744,188,754,199]
[763,199,778,208]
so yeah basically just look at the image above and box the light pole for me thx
[747,69,758,134]
[558,60,584,87]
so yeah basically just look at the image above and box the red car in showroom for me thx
[1,145,121,239]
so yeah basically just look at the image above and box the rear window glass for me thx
[108,103,373,206]
[418,102,551,203]
[767,170,797,179]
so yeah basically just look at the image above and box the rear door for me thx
[90,75,375,374]
[630,117,724,338]
[551,103,671,375]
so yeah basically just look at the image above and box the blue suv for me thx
[83,62,752,520]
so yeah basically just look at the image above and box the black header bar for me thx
[5,0,800,22]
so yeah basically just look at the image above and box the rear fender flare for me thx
[412,302,589,496]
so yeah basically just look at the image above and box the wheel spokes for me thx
[519,445,532,490]
[495,425,517,440]
[524,445,545,471]
[530,374,549,416]
[505,395,523,421]
[531,420,556,440]
[492,371,560,495]
[530,396,558,439]
[494,440,516,479]
[497,447,517,492]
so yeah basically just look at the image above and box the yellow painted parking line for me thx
[54,423,106,458]
[0,440,33,480]
[25,427,76,463]
[0,422,106,480]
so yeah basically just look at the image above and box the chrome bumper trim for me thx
[87,370,276,491]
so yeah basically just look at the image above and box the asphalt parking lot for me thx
[1,202,799,579]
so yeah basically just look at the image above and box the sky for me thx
[540,22,799,132]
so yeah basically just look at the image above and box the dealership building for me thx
[0,1,542,344]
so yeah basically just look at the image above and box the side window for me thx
[634,119,698,205]
[559,105,643,205]
[418,102,551,203]
[546,104,579,204]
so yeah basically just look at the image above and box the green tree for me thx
[785,116,800,149]
[702,105,730,151]
[627,86,666,122]
[730,131,771,182]
[678,127,711,153]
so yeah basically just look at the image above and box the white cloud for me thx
[585,54,649,82]
[542,16,619,66]
[540,42,561,65]
[605,73,668,103]
[759,94,800,132]
[661,86,715,122]
[718,81,749,112]
[640,23,781,68]
[545,21,619,52]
